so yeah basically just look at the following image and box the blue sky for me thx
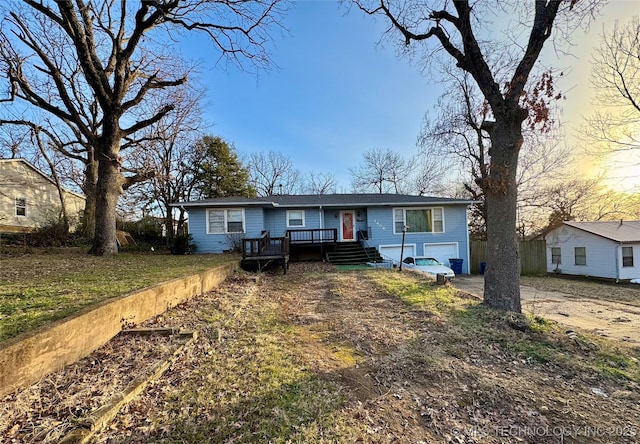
[193,1,435,191]
[188,0,640,192]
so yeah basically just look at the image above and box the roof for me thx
[172,193,476,209]
[562,220,640,243]
[0,158,85,200]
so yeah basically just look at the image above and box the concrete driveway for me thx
[453,275,640,343]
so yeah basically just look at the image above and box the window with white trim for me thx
[393,207,444,234]
[287,210,305,227]
[206,209,245,234]
[551,247,561,264]
[622,246,634,267]
[15,197,26,217]
[574,247,586,266]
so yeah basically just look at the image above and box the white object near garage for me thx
[403,256,456,278]
[423,243,459,267]
[379,244,416,264]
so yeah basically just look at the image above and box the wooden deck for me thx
[241,229,338,272]
[287,228,337,245]
[242,231,290,273]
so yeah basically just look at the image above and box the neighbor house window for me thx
[15,197,26,217]
[393,207,444,234]
[206,209,245,234]
[287,210,305,227]
[622,246,634,267]
[551,247,561,264]
[574,247,586,265]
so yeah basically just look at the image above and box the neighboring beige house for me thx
[0,158,85,233]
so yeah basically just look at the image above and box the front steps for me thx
[326,242,383,265]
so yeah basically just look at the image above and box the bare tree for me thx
[419,70,490,236]
[411,154,448,196]
[126,88,206,241]
[355,0,601,312]
[0,0,287,255]
[419,68,571,239]
[0,125,83,231]
[247,151,302,196]
[0,126,31,158]
[583,16,640,159]
[304,171,337,194]
[349,148,413,193]
[535,176,638,228]
[0,114,100,235]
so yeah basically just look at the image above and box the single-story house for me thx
[0,158,85,233]
[172,193,474,273]
[544,220,640,281]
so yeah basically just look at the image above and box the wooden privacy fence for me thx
[470,240,546,275]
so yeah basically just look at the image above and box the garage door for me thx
[423,243,459,266]
[379,244,415,264]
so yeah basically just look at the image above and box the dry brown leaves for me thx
[0,332,186,443]
[2,263,640,444]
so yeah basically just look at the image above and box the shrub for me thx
[170,234,197,255]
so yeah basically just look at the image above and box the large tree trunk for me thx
[482,121,522,312]
[88,143,122,255]
[164,202,175,247]
[81,155,98,238]
[176,208,187,236]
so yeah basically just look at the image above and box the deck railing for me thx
[287,228,337,244]
[242,231,290,259]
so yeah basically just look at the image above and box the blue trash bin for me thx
[449,258,463,275]
[479,262,486,275]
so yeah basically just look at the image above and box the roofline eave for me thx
[171,199,478,209]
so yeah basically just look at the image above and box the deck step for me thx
[326,243,383,265]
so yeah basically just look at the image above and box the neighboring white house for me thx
[545,220,640,281]
[0,158,85,233]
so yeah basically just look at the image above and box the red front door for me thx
[341,211,355,241]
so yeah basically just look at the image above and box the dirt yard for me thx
[454,275,640,343]
[2,263,640,443]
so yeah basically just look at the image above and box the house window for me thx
[622,246,634,267]
[206,209,245,234]
[393,207,444,234]
[551,247,561,264]
[287,210,305,227]
[574,247,586,266]
[15,197,26,217]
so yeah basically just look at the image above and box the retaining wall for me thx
[0,262,238,396]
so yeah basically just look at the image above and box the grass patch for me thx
[368,269,640,384]
[369,269,458,315]
[0,250,238,341]
[140,281,364,443]
[12,262,638,442]
[592,347,640,383]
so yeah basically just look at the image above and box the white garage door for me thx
[424,243,459,266]
[379,244,415,264]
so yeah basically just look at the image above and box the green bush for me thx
[170,234,197,255]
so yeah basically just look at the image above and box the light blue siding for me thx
[188,203,471,271]
[264,208,322,235]
[188,207,263,253]
[324,210,341,232]
[366,205,470,273]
